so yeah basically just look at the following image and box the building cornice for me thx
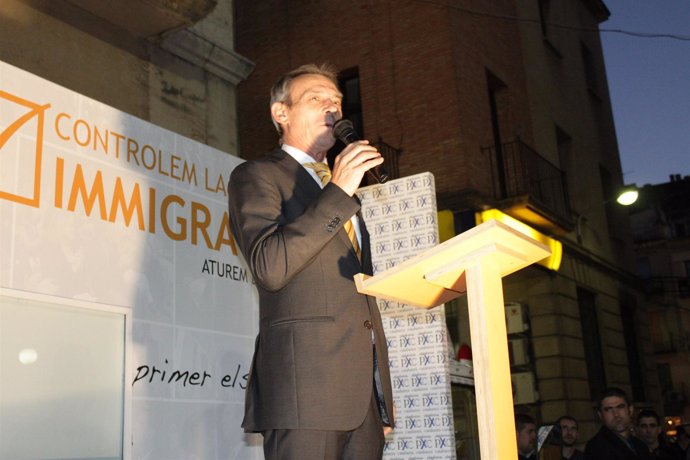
[159,29,255,85]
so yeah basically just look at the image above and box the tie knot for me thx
[304,162,332,186]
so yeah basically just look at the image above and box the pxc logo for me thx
[379,299,396,311]
[416,437,433,450]
[393,376,408,389]
[404,416,421,430]
[403,395,420,409]
[388,182,403,195]
[417,194,432,208]
[411,374,428,387]
[365,207,380,219]
[0,90,51,207]
[425,415,453,428]
[396,438,413,451]
[423,393,450,407]
[388,317,403,330]
[435,435,452,449]
[406,177,422,191]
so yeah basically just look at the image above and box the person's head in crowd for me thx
[636,409,662,451]
[516,413,537,456]
[558,415,580,447]
[596,387,634,438]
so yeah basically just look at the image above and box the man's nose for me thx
[323,99,340,112]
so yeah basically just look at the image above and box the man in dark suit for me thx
[585,387,652,460]
[228,63,394,459]
[516,413,537,460]
[636,409,685,460]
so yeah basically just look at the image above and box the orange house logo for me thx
[0,90,51,207]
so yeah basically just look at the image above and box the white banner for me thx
[0,60,262,459]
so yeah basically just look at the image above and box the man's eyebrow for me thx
[298,86,343,100]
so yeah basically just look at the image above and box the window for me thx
[674,221,689,238]
[581,42,600,99]
[537,0,551,38]
[637,257,652,279]
[328,67,364,166]
[599,165,623,241]
[486,70,510,199]
[538,0,563,56]
[556,126,572,170]
[339,68,364,137]
[577,287,607,400]
[556,125,573,209]
[657,363,673,392]
[620,300,646,401]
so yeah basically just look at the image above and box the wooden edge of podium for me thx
[353,273,370,292]
[354,273,442,308]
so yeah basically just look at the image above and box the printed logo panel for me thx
[359,173,456,460]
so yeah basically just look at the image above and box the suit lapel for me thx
[272,148,321,201]
[274,148,364,264]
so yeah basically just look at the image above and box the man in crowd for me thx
[228,63,393,459]
[585,387,652,459]
[558,415,584,459]
[516,413,538,460]
[636,409,684,459]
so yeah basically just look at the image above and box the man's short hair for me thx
[269,63,339,136]
[515,413,536,432]
[637,409,661,425]
[596,387,630,411]
[557,415,578,428]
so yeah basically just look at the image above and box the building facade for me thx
[1,0,253,154]
[629,175,690,417]
[233,0,662,451]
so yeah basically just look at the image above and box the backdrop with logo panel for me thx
[0,60,456,460]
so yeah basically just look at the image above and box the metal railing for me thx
[483,137,570,222]
[645,276,690,299]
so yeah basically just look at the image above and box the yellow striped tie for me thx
[304,162,361,259]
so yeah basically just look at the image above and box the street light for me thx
[616,187,639,206]
[576,185,639,243]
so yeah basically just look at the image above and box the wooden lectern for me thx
[355,219,551,460]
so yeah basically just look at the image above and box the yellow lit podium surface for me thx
[356,219,551,460]
[355,219,550,308]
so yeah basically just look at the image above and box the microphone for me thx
[332,119,389,184]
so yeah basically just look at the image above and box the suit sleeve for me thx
[228,160,361,292]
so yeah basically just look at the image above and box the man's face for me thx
[517,423,537,455]
[637,416,661,447]
[273,74,343,159]
[598,396,634,436]
[559,418,579,447]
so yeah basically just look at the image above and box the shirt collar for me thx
[281,144,326,166]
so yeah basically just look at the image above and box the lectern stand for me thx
[355,219,551,460]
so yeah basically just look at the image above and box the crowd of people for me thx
[516,387,689,460]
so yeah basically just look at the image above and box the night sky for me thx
[601,0,690,187]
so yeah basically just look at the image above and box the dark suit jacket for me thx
[585,427,652,460]
[228,148,394,432]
